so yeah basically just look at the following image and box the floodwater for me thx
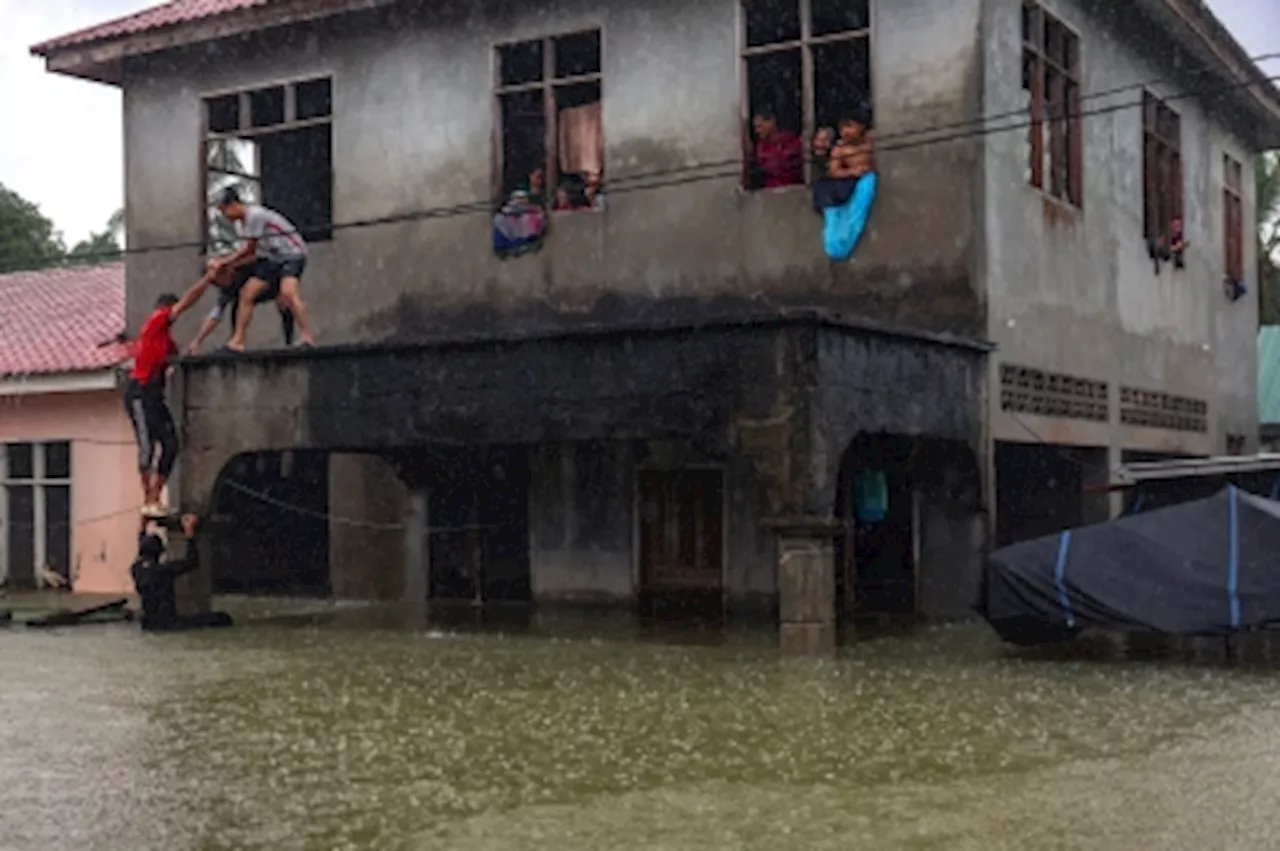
[2,598,1280,851]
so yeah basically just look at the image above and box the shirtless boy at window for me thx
[828,117,875,180]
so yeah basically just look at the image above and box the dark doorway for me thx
[212,450,330,595]
[834,434,917,618]
[994,441,1089,547]
[427,445,531,604]
[636,468,724,617]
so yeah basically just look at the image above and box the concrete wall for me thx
[528,440,775,609]
[983,0,1260,455]
[328,453,409,599]
[0,388,139,594]
[122,0,988,348]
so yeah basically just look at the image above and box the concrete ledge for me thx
[177,306,994,372]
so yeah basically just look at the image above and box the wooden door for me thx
[638,469,723,592]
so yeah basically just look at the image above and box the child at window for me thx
[828,118,875,180]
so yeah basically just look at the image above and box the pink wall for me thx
[1,385,141,594]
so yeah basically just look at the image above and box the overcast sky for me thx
[0,0,1276,244]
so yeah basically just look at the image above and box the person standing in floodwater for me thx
[131,514,233,632]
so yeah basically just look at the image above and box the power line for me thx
[3,59,1278,275]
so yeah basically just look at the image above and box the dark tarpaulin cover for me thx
[976,487,1280,645]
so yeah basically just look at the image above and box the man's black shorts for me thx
[246,257,307,299]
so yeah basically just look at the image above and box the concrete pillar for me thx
[174,445,236,616]
[1106,442,1124,519]
[328,453,410,600]
[404,488,428,604]
[1077,447,1112,526]
[917,494,986,620]
[772,518,840,655]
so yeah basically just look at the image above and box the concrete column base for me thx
[780,622,837,654]
[770,517,840,656]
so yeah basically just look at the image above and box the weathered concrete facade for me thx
[32,0,1280,644]
[175,317,987,628]
[116,0,987,345]
[984,0,1274,462]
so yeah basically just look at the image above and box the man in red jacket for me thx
[119,274,214,519]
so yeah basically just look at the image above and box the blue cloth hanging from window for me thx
[854,469,888,523]
[820,172,878,262]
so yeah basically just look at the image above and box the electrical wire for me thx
[2,57,1277,274]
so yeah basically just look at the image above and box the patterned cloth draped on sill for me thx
[493,192,548,259]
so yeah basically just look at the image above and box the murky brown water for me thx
[2,596,1279,850]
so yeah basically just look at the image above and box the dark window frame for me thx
[1142,91,1183,248]
[1023,2,1083,207]
[201,76,335,252]
[1223,154,1245,281]
[739,0,873,189]
[1,442,71,589]
[492,28,604,205]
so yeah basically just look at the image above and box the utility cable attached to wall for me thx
[0,57,1276,275]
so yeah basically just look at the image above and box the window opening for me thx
[1142,91,1183,261]
[1022,2,1082,206]
[741,0,871,190]
[1,442,72,589]
[203,76,334,252]
[1224,155,1244,282]
[494,30,604,213]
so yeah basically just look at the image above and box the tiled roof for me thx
[31,0,270,54]
[0,263,127,378]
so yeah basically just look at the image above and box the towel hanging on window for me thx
[558,102,603,176]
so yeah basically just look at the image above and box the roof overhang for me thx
[1111,453,1280,486]
[0,369,121,398]
[30,0,398,86]
[1134,0,1280,149]
[29,0,1280,148]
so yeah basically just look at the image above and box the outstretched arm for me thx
[167,273,215,323]
[215,236,259,272]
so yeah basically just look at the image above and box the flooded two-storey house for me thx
[33,0,1280,650]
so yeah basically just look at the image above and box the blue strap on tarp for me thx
[1270,475,1280,501]
[1128,491,1146,516]
[1228,486,1241,629]
[1054,530,1076,628]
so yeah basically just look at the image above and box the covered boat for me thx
[977,487,1280,646]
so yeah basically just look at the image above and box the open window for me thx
[740,0,871,190]
[494,30,604,213]
[203,77,333,252]
[1022,2,1082,206]
[1142,92,1182,250]
[1224,154,1245,282]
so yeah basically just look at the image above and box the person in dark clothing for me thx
[130,513,233,632]
[186,258,296,354]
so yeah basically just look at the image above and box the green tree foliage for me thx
[206,139,254,252]
[0,183,65,273]
[1259,153,1280,325]
[66,208,124,266]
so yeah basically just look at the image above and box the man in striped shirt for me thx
[210,187,318,352]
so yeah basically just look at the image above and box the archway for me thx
[208,450,330,596]
[833,434,983,619]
